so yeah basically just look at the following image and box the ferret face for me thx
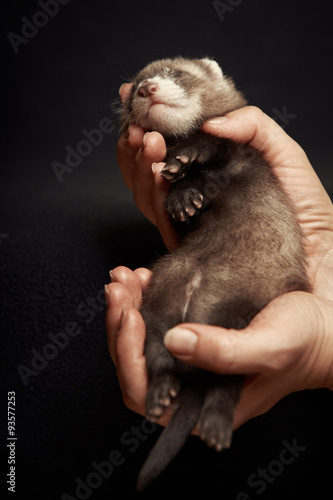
[119,57,246,138]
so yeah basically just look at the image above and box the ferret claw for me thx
[159,397,171,407]
[169,388,178,398]
[172,210,186,222]
[161,170,177,181]
[161,161,186,183]
[147,406,164,422]
[168,187,204,222]
[185,205,196,216]
[145,374,181,421]
[192,193,204,209]
[163,164,180,174]
[175,155,190,164]
[198,410,233,452]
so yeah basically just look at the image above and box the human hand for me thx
[105,266,162,421]
[162,291,333,429]
[117,83,178,250]
[202,111,333,298]
[110,101,333,427]
[106,269,333,428]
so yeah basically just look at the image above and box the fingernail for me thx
[120,308,127,328]
[142,131,150,147]
[151,162,164,175]
[109,270,115,282]
[206,116,228,125]
[104,284,110,306]
[164,327,198,355]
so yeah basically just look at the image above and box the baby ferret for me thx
[119,57,310,491]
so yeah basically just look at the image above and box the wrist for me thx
[312,294,333,390]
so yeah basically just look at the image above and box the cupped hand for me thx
[106,271,333,428]
[162,290,333,429]
[109,99,333,428]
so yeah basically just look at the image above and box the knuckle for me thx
[245,105,264,121]
[122,391,145,416]
[109,282,131,305]
[268,342,302,372]
[112,266,133,283]
[209,333,238,372]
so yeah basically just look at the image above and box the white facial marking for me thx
[131,74,202,136]
[122,58,233,136]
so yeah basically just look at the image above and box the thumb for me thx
[163,292,318,375]
[163,322,273,375]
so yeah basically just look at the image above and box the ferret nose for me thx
[138,82,158,98]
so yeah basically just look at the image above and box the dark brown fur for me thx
[119,57,310,491]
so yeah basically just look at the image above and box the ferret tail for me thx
[136,385,204,492]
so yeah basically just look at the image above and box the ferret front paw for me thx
[145,374,181,422]
[161,148,207,183]
[160,156,190,183]
[166,181,204,222]
[197,407,233,452]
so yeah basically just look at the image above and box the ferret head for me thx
[119,57,247,138]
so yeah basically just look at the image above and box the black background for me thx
[1,1,333,499]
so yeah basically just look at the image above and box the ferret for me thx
[119,57,311,491]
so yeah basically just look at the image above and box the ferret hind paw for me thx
[198,410,233,452]
[166,183,204,222]
[145,375,180,420]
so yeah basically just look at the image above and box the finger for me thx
[132,132,167,224]
[163,292,314,375]
[110,266,144,309]
[105,282,136,363]
[134,267,152,290]
[109,296,176,425]
[202,106,332,241]
[116,124,145,190]
[119,83,133,105]
[164,323,274,374]
[115,307,148,414]
[202,106,308,170]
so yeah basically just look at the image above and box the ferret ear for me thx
[200,58,223,79]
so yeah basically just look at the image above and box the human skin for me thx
[106,97,333,430]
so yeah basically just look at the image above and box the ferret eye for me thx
[163,67,174,77]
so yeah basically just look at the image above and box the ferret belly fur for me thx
[119,57,311,491]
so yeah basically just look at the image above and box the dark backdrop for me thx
[1,1,333,499]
